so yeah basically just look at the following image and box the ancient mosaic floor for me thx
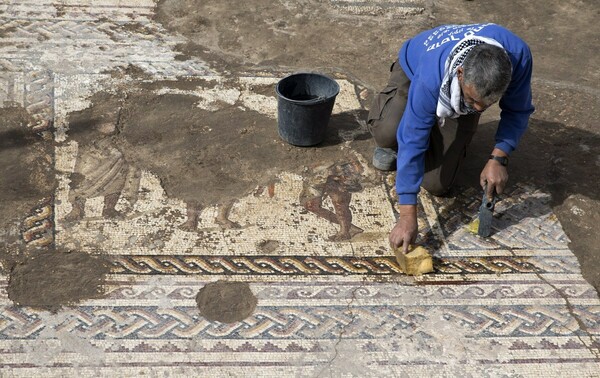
[1,1,599,377]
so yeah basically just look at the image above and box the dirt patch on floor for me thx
[154,0,429,88]
[65,83,372,217]
[7,250,110,313]
[196,280,257,323]
[154,0,599,91]
[433,0,599,87]
[1,107,107,311]
[257,239,280,253]
[0,106,55,270]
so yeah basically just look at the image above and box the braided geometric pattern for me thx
[430,185,570,250]
[109,254,581,275]
[1,305,598,340]
[21,198,54,248]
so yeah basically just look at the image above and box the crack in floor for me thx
[538,275,600,360]
[317,277,364,377]
[508,248,600,360]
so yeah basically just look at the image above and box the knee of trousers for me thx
[421,173,452,197]
[369,119,398,149]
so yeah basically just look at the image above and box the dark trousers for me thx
[367,61,479,195]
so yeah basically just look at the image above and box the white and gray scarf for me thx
[436,36,503,125]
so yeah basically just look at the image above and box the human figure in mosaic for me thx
[64,119,140,221]
[180,200,241,231]
[367,23,534,252]
[300,160,365,241]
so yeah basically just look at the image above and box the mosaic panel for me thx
[0,1,598,377]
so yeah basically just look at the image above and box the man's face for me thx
[461,82,489,112]
[457,67,492,112]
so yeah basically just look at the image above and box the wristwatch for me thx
[489,155,508,166]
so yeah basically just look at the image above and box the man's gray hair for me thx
[462,44,512,105]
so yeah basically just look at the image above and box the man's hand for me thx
[389,204,418,254]
[480,148,509,199]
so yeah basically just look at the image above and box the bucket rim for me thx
[275,72,340,105]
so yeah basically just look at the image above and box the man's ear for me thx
[456,66,464,82]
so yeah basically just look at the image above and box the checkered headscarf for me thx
[436,36,504,125]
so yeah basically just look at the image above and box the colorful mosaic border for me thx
[108,255,582,275]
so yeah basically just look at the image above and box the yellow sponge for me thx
[466,218,480,234]
[393,245,434,276]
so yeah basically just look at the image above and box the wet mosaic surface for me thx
[1,1,599,376]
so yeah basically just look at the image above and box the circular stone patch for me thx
[196,280,258,323]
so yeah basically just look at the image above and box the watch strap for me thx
[489,155,508,166]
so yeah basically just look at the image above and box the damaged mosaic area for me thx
[0,0,599,377]
[3,71,599,373]
[2,179,600,376]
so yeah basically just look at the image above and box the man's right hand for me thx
[389,204,418,254]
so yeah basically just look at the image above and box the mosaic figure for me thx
[64,121,140,221]
[300,160,365,241]
[180,200,241,231]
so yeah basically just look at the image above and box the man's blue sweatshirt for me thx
[396,23,534,204]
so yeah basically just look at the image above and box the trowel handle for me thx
[482,184,497,210]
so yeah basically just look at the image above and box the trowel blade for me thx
[477,208,493,237]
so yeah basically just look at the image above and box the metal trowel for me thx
[477,184,497,237]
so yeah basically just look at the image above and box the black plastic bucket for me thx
[275,73,340,146]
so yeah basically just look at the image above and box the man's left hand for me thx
[480,150,509,199]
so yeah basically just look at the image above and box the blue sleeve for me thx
[495,49,535,154]
[396,77,438,205]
